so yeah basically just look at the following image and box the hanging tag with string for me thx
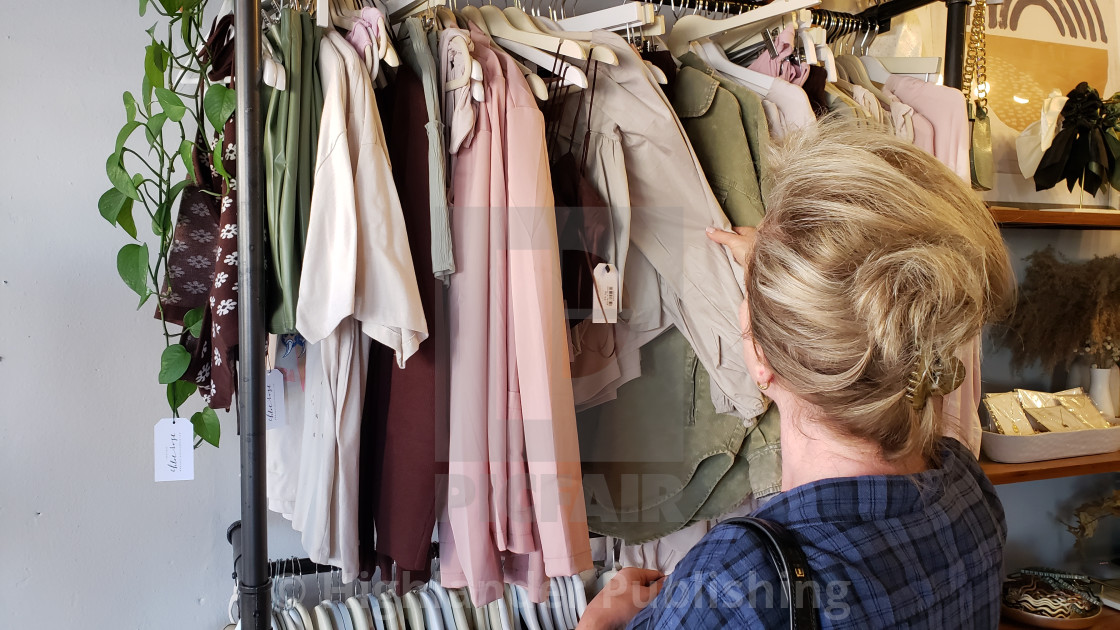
[265,333,288,430]
[154,417,195,482]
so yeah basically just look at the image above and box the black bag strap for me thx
[721,516,821,630]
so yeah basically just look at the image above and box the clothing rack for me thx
[234,0,271,629]
[226,0,970,627]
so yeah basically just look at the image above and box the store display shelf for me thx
[991,206,1120,229]
[999,605,1119,629]
[981,452,1120,485]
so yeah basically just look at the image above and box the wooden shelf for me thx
[981,452,1120,485]
[990,206,1120,229]
[1000,605,1120,629]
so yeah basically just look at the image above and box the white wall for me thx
[0,3,302,627]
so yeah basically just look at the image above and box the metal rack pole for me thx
[943,0,969,89]
[234,0,271,628]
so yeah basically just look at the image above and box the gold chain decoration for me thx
[962,0,988,107]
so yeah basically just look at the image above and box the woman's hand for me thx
[706,226,758,268]
[576,568,665,630]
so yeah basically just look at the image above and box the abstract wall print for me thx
[982,0,1114,133]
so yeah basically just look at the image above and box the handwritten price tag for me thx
[265,369,288,430]
[154,418,194,482]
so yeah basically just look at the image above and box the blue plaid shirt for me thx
[627,438,1006,629]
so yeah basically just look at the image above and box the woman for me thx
[577,121,1015,629]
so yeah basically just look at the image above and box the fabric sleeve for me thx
[296,37,358,345]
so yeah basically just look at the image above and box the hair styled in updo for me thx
[745,120,1015,461]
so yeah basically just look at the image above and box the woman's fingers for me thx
[706,226,758,267]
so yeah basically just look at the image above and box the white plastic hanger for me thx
[568,576,587,620]
[460,7,588,91]
[347,596,373,630]
[418,589,447,630]
[556,2,651,33]
[427,581,457,630]
[505,8,619,66]
[512,586,542,630]
[693,39,774,96]
[402,591,427,630]
[667,0,820,57]
[378,591,406,630]
[477,5,587,60]
[366,592,387,630]
[860,56,942,83]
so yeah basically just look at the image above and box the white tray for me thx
[981,424,1120,464]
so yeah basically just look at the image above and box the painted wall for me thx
[0,3,304,628]
[1,2,1116,629]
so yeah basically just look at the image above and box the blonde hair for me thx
[746,119,1014,461]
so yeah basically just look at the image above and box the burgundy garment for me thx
[803,64,829,118]
[357,64,441,589]
[179,18,240,411]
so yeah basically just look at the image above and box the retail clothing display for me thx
[628,438,1005,628]
[220,2,994,617]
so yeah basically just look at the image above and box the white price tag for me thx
[265,368,288,430]
[154,418,194,482]
[592,263,618,324]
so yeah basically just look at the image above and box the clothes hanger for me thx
[418,589,447,630]
[555,2,651,33]
[378,591,407,630]
[428,580,459,630]
[472,599,490,630]
[567,577,586,620]
[504,8,619,65]
[692,39,773,96]
[511,586,541,630]
[667,0,819,57]
[446,588,474,630]
[402,590,427,630]
[504,585,521,630]
[347,594,374,630]
[291,562,316,630]
[463,6,588,91]
[488,598,513,630]
[366,588,387,630]
[439,20,486,103]
[476,5,587,60]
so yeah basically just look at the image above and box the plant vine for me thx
[99,0,236,448]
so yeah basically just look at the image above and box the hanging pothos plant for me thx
[99,0,236,448]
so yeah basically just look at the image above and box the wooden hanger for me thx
[504,7,619,65]
[694,39,774,96]
[463,6,587,90]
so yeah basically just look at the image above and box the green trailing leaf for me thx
[123,91,137,123]
[155,87,186,122]
[117,203,138,239]
[178,141,195,182]
[158,344,191,384]
[105,154,139,200]
[169,179,190,206]
[204,84,237,131]
[139,0,149,16]
[145,112,167,146]
[167,380,197,410]
[98,189,138,239]
[183,307,204,338]
[159,0,182,13]
[141,75,153,115]
[191,408,221,447]
[115,121,142,155]
[152,203,172,237]
[116,243,150,299]
[212,139,231,180]
[144,44,165,92]
[98,188,129,226]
